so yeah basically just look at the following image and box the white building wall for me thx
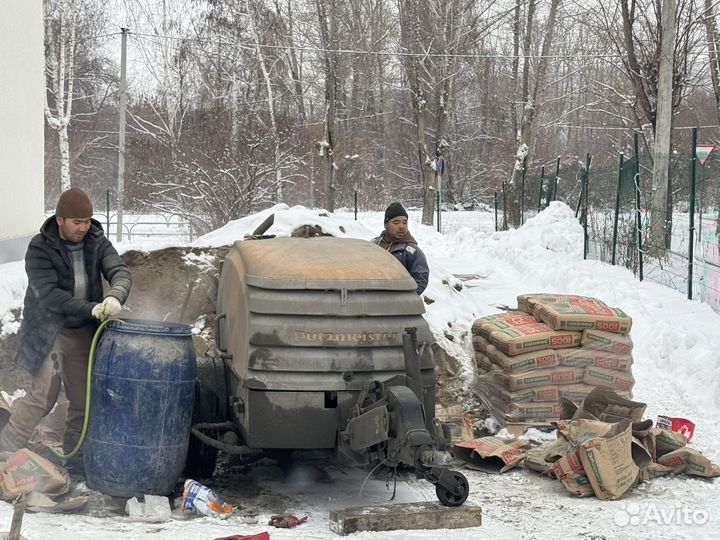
[0,1,44,263]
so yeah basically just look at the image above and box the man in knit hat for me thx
[372,202,429,294]
[0,188,132,470]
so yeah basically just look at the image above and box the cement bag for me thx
[641,447,720,480]
[504,401,563,421]
[572,386,646,423]
[501,387,537,403]
[504,384,596,404]
[524,437,570,476]
[453,437,531,474]
[552,447,595,497]
[581,329,633,354]
[583,367,634,393]
[659,447,720,477]
[503,385,564,403]
[503,366,585,391]
[517,293,599,320]
[640,428,688,461]
[435,404,474,444]
[557,349,633,371]
[472,334,491,352]
[556,384,598,403]
[475,353,497,374]
[537,298,632,333]
[0,448,70,499]
[487,346,559,373]
[471,311,537,337]
[488,324,581,356]
[577,419,638,500]
[474,335,559,372]
[525,445,556,475]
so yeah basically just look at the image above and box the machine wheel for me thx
[435,470,469,507]
[184,357,228,479]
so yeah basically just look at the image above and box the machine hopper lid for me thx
[231,237,419,291]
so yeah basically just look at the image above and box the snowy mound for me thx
[192,204,374,247]
[488,201,584,261]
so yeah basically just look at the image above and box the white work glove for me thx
[92,297,123,321]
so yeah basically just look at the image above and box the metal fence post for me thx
[106,189,111,236]
[612,153,624,266]
[436,192,441,233]
[553,157,561,201]
[583,153,591,259]
[494,191,498,232]
[538,166,545,212]
[521,160,526,225]
[634,133,644,281]
[354,190,358,220]
[688,127,698,300]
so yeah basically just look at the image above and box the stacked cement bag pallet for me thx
[472,293,633,424]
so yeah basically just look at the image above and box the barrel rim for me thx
[106,318,193,336]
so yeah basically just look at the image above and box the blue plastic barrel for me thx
[84,319,197,497]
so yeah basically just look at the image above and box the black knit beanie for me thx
[384,202,408,223]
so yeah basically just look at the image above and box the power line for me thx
[127,30,628,61]
[540,123,720,131]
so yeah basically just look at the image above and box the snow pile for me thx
[0,261,26,336]
[482,201,584,272]
[192,203,374,247]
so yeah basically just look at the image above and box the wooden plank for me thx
[1,494,27,540]
[329,501,482,535]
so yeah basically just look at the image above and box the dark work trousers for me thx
[0,325,94,454]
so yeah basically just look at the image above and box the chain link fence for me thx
[502,129,720,311]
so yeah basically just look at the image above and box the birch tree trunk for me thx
[44,0,78,192]
[648,0,676,256]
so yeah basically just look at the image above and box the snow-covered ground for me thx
[1,202,719,539]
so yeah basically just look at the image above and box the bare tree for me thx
[315,0,339,211]
[44,0,82,191]
[273,0,307,121]
[248,1,287,203]
[506,0,561,228]
[648,0,676,256]
[123,0,198,165]
[704,0,720,123]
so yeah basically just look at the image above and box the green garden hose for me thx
[47,317,122,460]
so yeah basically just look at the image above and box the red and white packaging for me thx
[656,415,695,443]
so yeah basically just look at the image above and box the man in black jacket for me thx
[0,188,132,457]
[372,202,429,294]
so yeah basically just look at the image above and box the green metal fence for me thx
[503,128,720,310]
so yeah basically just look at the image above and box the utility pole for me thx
[648,0,676,255]
[116,27,128,242]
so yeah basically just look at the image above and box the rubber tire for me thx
[435,470,469,507]
[183,357,228,479]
